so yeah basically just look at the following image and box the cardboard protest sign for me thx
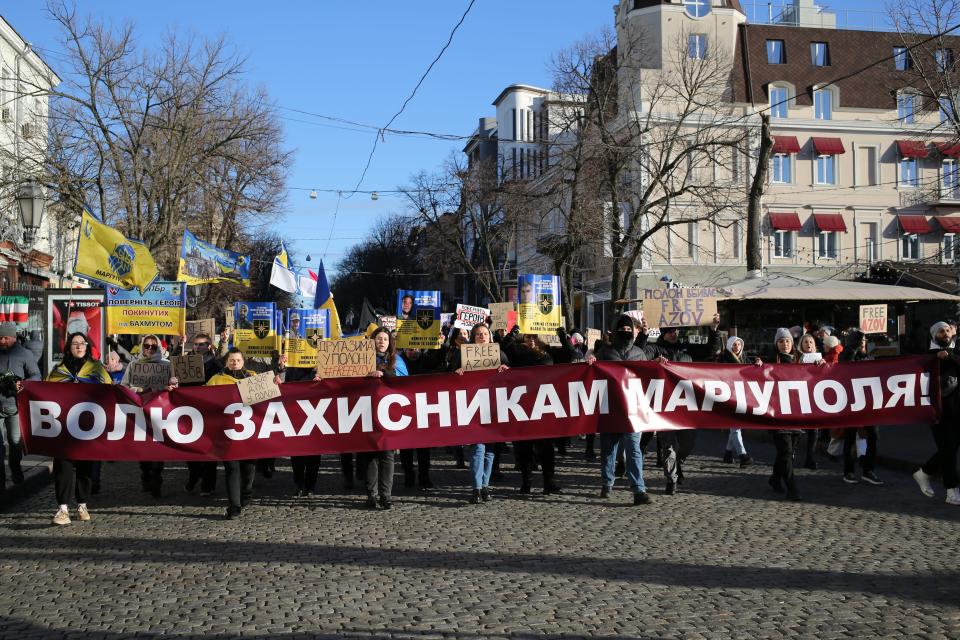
[315,339,377,379]
[186,318,216,344]
[105,281,187,336]
[538,333,563,347]
[170,354,205,384]
[489,302,517,333]
[460,344,502,372]
[225,306,235,329]
[377,315,397,332]
[126,362,172,389]
[395,290,442,349]
[641,288,717,328]
[237,371,281,406]
[859,304,888,334]
[586,328,602,349]
[517,275,562,334]
[454,304,490,330]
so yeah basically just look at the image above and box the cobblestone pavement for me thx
[1,431,958,640]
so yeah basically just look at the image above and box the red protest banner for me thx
[18,357,937,461]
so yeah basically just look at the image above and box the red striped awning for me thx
[937,216,960,232]
[772,136,801,154]
[813,213,847,232]
[899,214,931,234]
[897,140,929,158]
[811,137,846,155]
[769,212,803,231]
[935,142,960,157]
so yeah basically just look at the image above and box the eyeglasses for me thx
[69,341,87,347]
[142,344,158,351]
[193,342,210,348]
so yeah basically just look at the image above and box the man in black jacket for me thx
[914,321,960,505]
[0,322,41,488]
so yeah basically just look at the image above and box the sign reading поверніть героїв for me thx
[17,357,938,461]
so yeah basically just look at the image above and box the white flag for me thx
[269,258,298,293]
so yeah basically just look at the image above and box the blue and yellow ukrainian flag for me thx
[313,261,342,339]
[74,210,159,294]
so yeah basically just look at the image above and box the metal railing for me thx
[747,1,891,32]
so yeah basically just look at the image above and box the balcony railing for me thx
[748,2,890,32]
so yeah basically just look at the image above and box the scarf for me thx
[48,359,109,384]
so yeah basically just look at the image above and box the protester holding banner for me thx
[500,327,562,495]
[183,332,224,496]
[0,322,41,490]
[719,336,756,468]
[769,329,804,501]
[46,332,112,525]
[595,314,657,505]
[359,327,407,509]
[913,322,960,506]
[397,348,435,492]
[834,331,883,486]
[797,334,826,471]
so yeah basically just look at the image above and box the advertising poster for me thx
[395,290,442,349]
[516,275,562,334]
[286,308,331,368]
[105,281,186,336]
[44,289,107,373]
[233,301,277,358]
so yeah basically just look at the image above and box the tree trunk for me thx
[746,114,773,275]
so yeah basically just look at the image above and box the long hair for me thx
[62,331,93,374]
[469,323,491,343]
[519,333,550,358]
[371,327,397,372]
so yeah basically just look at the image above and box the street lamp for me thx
[16,179,46,246]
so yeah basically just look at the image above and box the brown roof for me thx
[730,24,960,110]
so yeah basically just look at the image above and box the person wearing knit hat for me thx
[0,322,41,490]
[914,322,960,505]
[718,335,757,468]
[768,329,803,501]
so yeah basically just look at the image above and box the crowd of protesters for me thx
[1,307,959,525]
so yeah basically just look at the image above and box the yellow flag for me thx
[74,211,159,294]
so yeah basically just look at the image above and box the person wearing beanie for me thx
[0,322,41,490]
[718,335,757,468]
[593,314,664,505]
[769,328,803,501]
[913,322,960,505]
[822,335,843,363]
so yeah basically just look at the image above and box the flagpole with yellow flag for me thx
[74,210,159,294]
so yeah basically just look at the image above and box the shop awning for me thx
[897,140,929,158]
[935,142,960,157]
[813,212,847,232]
[899,214,931,234]
[772,135,802,154]
[811,137,845,155]
[937,216,960,232]
[769,212,803,231]
[714,274,960,302]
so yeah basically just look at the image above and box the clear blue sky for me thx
[4,0,885,276]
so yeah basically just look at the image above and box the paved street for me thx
[1,431,958,640]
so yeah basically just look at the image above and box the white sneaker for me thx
[76,504,91,521]
[913,469,935,498]
[947,488,960,506]
[52,508,71,526]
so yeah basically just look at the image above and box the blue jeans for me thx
[726,429,747,456]
[469,444,495,490]
[600,432,646,493]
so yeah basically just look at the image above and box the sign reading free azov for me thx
[641,287,718,328]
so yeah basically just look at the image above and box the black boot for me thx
[723,450,734,464]
[470,489,482,504]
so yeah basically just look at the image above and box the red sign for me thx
[18,357,938,461]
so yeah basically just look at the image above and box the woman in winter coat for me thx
[719,336,756,468]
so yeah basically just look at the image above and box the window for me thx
[816,154,836,185]
[688,34,707,59]
[894,47,912,71]
[897,93,916,123]
[902,233,920,260]
[941,96,955,123]
[774,230,794,258]
[936,48,955,72]
[818,231,839,259]
[900,157,918,187]
[511,109,517,142]
[767,40,785,64]
[687,222,697,258]
[943,159,959,197]
[770,86,788,118]
[684,0,711,18]
[860,222,878,262]
[772,153,792,183]
[856,146,878,186]
[945,234,958,262]
[733,220,743,259]
[811,42,830,67]
[813,88,832,120]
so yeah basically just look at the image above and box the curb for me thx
[0,458,52,511]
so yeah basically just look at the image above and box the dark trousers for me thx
[139,461,164,491]
[804,429,818,461]
[514,439,555,485]
[340,453,359,480]
[224,460,256,509]
[292,455,321,492]
[585,433,596,454]
[843,426,877,474]
[359,450,395,499]
[186,461,218,492]
[772,432,799,490]
[53,458,93,505]
[399,448,431,484]
[921,421,960,490]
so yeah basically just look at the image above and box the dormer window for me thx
[684,0,711,19]
[894,47,913,71]
[936,48,955,72]
[766,40,785,64]
[811,42,830,67]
